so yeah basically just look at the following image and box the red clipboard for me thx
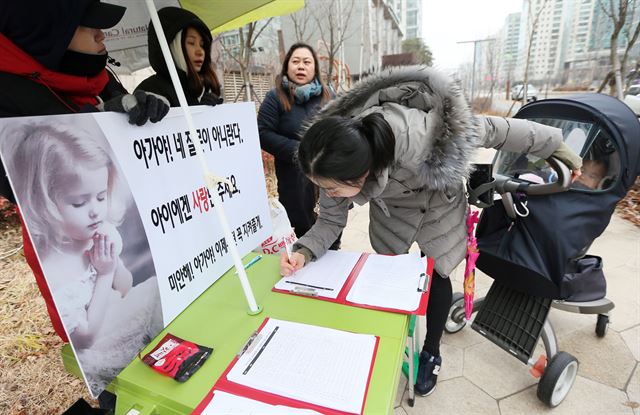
[193,318,380,415]
[273,253,434,315]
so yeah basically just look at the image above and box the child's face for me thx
[184,27,205,73]
[55,166,109,241]
[577,160,606,189]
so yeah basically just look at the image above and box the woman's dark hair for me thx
[298,113,395,184]
[275,43,331,112]
[182,26,221,97]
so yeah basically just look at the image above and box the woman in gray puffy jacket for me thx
[280,66,582,397]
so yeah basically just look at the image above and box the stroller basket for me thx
[472,281,552,364]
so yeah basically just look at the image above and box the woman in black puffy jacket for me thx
[136,7,222,107]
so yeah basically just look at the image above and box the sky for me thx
[422,0,524,71]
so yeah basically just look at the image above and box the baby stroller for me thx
[445,93,640,407]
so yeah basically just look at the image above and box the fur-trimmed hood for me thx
[304,66,480,192]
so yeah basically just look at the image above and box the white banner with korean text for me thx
[0,102,271,397]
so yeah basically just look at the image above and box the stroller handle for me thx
[494,156,572,196]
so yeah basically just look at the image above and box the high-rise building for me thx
[561,0,640,86]
[499,12,522,84]
[403,0,422,40]
[516,0,573,84]
[588,1,640,60]
[562,0,600,85]
[493,0,640,88]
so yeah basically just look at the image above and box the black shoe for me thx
[415,351,442,396]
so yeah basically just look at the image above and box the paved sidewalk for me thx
[340,204,639,415]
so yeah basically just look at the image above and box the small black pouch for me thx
[560,255,606,301]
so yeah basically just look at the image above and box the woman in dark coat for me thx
[136,7,222,107]
[258,43,334,240]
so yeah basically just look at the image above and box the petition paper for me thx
[274,251,361,299]
[227,318,376,414]
[201,390,322,414]
[346,252,425,311]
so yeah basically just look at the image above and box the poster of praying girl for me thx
[0,117,163,397]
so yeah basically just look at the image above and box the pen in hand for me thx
[284,240,296,276]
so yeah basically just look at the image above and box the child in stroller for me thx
[447,93,640,407]
[575,158,607,189]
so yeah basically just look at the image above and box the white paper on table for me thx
[226,318,376,414]
[274,251,362,299]
[345,252,425,311]
[201,390,322,414]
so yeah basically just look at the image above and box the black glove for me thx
[200,92,223,107]
[103,90,170,126]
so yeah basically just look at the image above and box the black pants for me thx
[422,269,453,356]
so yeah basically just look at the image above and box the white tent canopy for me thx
[105,0,303,73]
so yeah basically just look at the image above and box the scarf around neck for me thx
[282,75,322,104]
[0,33,108,108]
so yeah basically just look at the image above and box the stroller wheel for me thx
[595,314,609,337]
[537,351,579,407]
[445,292,466,333]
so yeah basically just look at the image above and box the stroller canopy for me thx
[516,93,640,193]
[476,94,640,299]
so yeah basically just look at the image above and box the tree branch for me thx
[250,18,274,48]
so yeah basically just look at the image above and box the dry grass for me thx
[0,220,97,414]
[616,177,640,227]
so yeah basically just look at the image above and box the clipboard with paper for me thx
[193,318,379,415]
[273,251,434,315]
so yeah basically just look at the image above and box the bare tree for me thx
[289,5,317,43]
[218,19,273,102]
[596,0,640,97]
[480,41,500,112]
[312,0,356,90]
[506,0,549,116]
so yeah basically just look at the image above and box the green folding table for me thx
[63,253,410,414]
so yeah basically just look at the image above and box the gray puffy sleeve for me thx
[293,190,350,260]
[477,115,563,159]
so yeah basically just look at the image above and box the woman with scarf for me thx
[258,43,337,243]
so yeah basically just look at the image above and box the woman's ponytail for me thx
[359,113,395,175]
[299,113,395,185]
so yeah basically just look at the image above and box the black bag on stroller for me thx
[474,93,640,300]
[560,254,605,301]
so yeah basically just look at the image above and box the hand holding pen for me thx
[280,241,305,277]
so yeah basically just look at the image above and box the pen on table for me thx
[235,255,262,274]
[285,280,334,291]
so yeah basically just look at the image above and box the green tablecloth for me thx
[63,253,409,414]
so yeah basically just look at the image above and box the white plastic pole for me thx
[145,0,260,314]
